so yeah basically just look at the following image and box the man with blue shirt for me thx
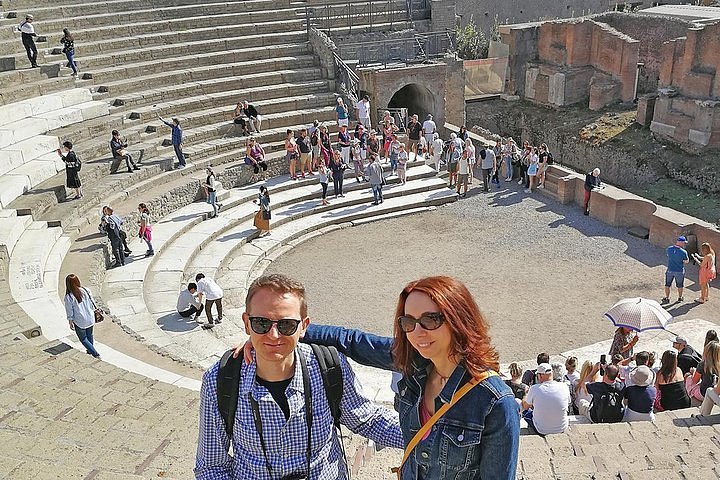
[194,274,402,479]
[158,114,186,168]
[662,236,690,304]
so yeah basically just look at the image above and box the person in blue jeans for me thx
[60,28,78,76]
[234,275,520,479]
[158,114,186,168]
[662,236,690,304]
[63,274,101,359]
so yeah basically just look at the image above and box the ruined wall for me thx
[467,98,720,194]
[507,19,639,110]
[454,0,687,34]
[651,22,720,151]
[594,12,691,94]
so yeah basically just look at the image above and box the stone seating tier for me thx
[54,88,335,161]
[0,334,199,479]
[100,163,453,368]
[0,0,411,58]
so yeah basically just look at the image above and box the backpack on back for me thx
[591,388,624,423]
[216,343,344,437]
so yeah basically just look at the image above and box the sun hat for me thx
[536,363,553,375]
[629,365,654,387]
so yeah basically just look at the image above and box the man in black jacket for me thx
[242,101,261,133]
[673,336,702,375]
[110,130,142,173]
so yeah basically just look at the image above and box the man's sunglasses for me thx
[397,312,445,333]
[249,316,302,336]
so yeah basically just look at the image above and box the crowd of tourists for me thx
[513,327,720,436]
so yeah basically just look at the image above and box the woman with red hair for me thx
[299,275,519,479]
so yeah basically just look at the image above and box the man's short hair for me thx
[188,282,197,291]
[537,352,550,365]
[635,351,649,366]
[551,362,565,382]
[611,354,624,365]
[245,274,308,318]
[605,364,620,381]
[195,273,205,281]
[111,130,119,136]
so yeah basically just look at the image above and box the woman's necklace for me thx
[434,368,450,385]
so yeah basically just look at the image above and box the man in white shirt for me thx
[521,363,571,435]
[422,114,436,151]
[431,133,445,172]
[16,14,39,68]
[196,273,224,328]
[177,282,204,319]
[355,95,371,129]
[456,150,471,197]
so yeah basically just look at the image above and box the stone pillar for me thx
[444,55,465,128]
[430,0,457,33]
[635,94,657,127]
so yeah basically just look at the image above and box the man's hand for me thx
[231,340,254,365]
[69,321,75,331]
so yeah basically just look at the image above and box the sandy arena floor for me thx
[267,179,720,363]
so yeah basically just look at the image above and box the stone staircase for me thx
[0,334,199,479]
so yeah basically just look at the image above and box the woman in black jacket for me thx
[328,149,346,198]
[58,140,83,199]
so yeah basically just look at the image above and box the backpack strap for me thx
[311,343,343,428]
[217,349,242,438]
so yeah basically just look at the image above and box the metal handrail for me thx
[305,0,430,37]
[333,51,360,105]
[338,30,456,68]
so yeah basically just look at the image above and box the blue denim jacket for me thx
[303,324,520,480]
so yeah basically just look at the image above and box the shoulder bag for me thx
[391,370,497,478]
[82,287,104,322]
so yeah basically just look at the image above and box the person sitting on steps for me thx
[177,282,204,320]
[110,130,142,173]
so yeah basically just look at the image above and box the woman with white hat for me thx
[622,365,656,422]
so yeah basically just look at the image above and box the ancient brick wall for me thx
[505,19,639,110]
[594,12,691,94]
[650,22,720,151]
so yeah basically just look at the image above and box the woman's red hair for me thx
[392,276,500,378]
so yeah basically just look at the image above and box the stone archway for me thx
[388,83,436,120]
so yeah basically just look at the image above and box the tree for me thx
[455,21,488,60]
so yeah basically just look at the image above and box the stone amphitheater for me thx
[1,0,720,477]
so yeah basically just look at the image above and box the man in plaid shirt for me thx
[195,274,403,479]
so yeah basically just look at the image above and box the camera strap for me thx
[249,349,312,478]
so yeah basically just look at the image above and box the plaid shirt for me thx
[195,343,403,479]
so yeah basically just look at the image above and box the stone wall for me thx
[650,22,720,152]
[308,27,337,82]
[505,19,639,110]
[455,0,687,34]
[467,98,720,195]
[358,57,464,131]
[594,12,691,94]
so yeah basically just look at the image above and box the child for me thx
[564,356,579,384]
[351,139,365,183]
[504,362,529,404]
[389,134,401,176]
[397,144,408,184]
[318,163,330,206]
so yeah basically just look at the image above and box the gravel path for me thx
[267,179,720,363]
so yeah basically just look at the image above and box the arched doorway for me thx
[388,84,436,121]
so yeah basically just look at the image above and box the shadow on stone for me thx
[157,312,199,332]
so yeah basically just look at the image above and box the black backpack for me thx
[591,388,624,423]
[216,344,344,437]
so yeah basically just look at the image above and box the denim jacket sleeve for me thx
[478,391,520,479]
[302,324,396,371]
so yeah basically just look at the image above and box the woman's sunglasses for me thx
[249,316,302,336]
[397,312,445,333]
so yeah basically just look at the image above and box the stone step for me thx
[0,335,200,478]
[0,67,48,90]
[0,99,107,149]
[0,72,76,106]
[53,80,332,159]
[180,106,337,152]
[71,32,311,71]
[105,167,453,367]
[147,163,438,308]
[0,87,93,129]
[92,53,317,96]
[113,67,325,109]
[0,213,32,260]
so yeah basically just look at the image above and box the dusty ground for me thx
[267,179,720,364]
